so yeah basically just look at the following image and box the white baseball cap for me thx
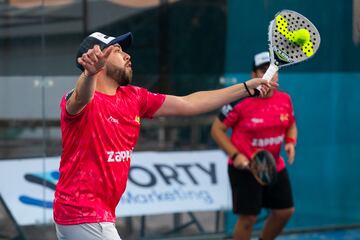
[252,51,270,70]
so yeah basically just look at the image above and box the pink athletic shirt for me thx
[219,90,295,172]
[53,85,165,225]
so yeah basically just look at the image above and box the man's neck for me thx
[95,72,119,95]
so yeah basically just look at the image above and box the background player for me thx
[211,51,297,240]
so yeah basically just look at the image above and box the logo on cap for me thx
[89,32,115,44]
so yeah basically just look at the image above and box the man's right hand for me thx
[77,45,113,76]
[245,78,278,97]
[233,153,250,169]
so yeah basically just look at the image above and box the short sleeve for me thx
[60,89,88,122]
[288,95,296,126]
[138,88,166,118]
[218,101,243,128]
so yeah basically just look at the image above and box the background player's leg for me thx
[260,207,294,240]
[233,214,257,240]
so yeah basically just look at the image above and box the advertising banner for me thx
[0,150,231,225]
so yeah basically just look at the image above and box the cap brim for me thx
[108,32,133,50]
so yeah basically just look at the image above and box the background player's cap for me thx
[76,32,133,71]
[252,51,270,71]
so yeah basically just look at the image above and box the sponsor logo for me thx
[273,46,292,63]
[107,116,119,124]
[251,118,264,124]
[89,32,115,44]
[252,135,284,147]
[280,113,289,122]
[135,115,140,124]
[107,150,132,162]
[221,104,232,116]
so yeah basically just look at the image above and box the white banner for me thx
[0,150,232,225]
[118,150,232,216]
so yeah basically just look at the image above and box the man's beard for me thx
[105,62,132,86]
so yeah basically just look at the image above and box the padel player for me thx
[211,51,297,240]
[53,33,276,240]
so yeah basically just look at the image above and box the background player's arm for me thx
[66,45,113,115]
[154,78,276,117]
[285,122,297,164]
[211,118,249,168]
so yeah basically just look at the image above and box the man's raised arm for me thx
[66,45,113,115]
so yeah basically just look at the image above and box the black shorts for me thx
[228,165,294,215]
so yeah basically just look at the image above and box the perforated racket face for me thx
[268,10,321,68]
[250,150,278,186]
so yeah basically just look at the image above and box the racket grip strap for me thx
[262,63,279,81]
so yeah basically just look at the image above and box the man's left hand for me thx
[285,143,295,165]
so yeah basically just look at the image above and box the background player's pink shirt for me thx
[219,90,295,172]
[54,85,165,225]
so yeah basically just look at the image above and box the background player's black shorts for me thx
[228,164,294,215]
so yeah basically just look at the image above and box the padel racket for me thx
[249,150,277,186]
[261,9,321,81]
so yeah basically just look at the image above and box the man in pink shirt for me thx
[53,32,276,240]
[211,51,297,240]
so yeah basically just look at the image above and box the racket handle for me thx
[256,63,279,92]
[262,63,279,81]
